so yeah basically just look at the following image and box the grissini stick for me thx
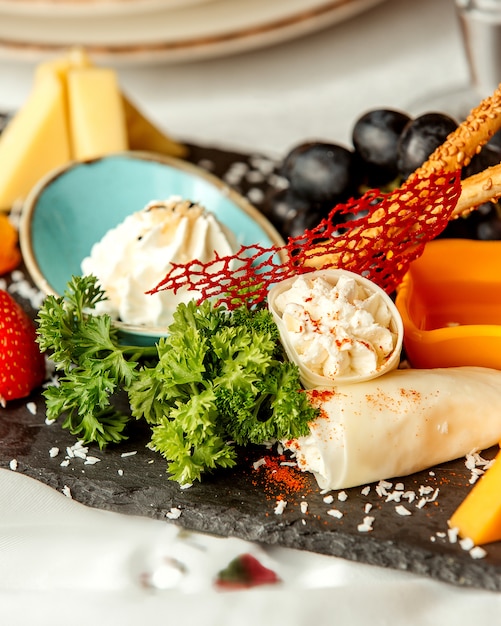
[409,84,501,217]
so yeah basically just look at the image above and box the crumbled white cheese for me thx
[327,508,343,519]
[273,274,397,380]
[62,485,72,498]
[26,402,37,415]
[166,507,182,520]
[9,459,17,471]
[376,480,393,497]
[121,451,138,458]
[459,537,475,551]
[403,491,416,503]
[357,516,375,533]
[274,499,287,515]
[395,505,412,517]
[470,546,487,559]
[49,447,59,458]
[385,491,403,503]
[84,456,101,465]
[300,501,309,514]
[337,491,348,502]
[253,458,266,470]
[323,494,334,504]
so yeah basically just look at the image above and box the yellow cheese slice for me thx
[449,447,501,545]
[67,67,128,161]
[0,70,71,212]
[35,48,91,83]
[123,94,187,159]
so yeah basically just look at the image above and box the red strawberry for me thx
[214,553,281,590]
[0,290,45,406]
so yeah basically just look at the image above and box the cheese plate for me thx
[2,141,501,592]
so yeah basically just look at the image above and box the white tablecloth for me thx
[1,0,500,623]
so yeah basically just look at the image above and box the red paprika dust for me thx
[253,454,311,500]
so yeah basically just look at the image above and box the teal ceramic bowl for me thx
[20,151,285,345]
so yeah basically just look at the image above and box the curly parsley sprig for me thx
[37,275,317,484]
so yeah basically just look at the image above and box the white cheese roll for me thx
[284,366,501,490]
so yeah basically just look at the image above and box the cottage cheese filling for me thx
[273,274,396,379]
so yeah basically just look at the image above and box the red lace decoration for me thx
[149,170,462,309]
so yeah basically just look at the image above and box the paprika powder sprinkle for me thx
[253,454,311,500]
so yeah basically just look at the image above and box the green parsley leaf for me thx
[37,276,318,485]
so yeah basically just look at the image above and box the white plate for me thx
[0,0,387,65]
[0,0,216,17]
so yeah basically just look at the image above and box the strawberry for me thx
[0,290,45,406]
[214,553,280,590]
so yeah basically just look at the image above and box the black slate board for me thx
[1,141,501,592]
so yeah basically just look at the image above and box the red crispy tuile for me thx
[149,170,461,309]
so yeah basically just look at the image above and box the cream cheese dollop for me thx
[81,197,239,327]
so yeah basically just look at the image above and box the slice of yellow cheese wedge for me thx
[449,447,501,545]
[123,94,187,159]
[0,69,71,211]
[67,67,128,161]
[0,48,187,211]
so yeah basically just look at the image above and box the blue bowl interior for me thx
[29,155,279,297]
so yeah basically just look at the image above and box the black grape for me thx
[352,108,411,183]
[281,142,357,205]
[397,113,458,179]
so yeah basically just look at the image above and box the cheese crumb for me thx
[395,505,412,517]
[84,456,101,465]
[166,507,182,520]
[327,508,343,519]
[253,458,266,470]
[49,447,59,458]
[9,459,17,471]
[323,495,334,504]
[459,537,475,551]
[337,490,348,502]
[62,485,72,498]
[26,402,37,415]
[274,499,287,515]
[357,516,375,533]
[470,546,487,559]
[300,501,308,514]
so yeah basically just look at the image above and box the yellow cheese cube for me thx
[0,70,71,211]
[449,447,501,545]
[67,67,128,161]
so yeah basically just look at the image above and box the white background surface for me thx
[1,0,501,623]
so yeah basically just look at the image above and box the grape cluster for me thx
[267,109,501,241]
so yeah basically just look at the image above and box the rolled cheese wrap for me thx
[284,366,501,491]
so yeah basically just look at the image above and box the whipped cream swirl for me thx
[81,197,239,327]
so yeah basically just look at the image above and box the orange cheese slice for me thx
[0,69,71,212]
[449,447,501,545]
[67,67,129,161]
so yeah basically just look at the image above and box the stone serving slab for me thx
[1,142,501,592]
